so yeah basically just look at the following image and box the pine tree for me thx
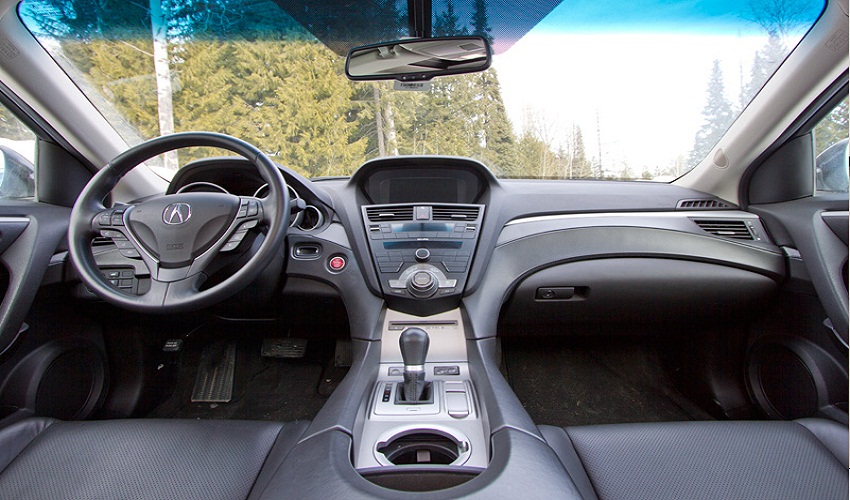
[470,0,494,45]
[741,33,785,106]
[689,60,734,167]
[474,69,517,173]
[570,126,594,179]
[435,1,468,37]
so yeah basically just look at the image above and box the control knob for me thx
[407,270,438,298]
[414,248,430,262]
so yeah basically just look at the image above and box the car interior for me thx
[0,0,846,498]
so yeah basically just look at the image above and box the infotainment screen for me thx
[387,178,461,203]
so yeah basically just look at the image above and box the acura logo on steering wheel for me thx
[163,203,192,225]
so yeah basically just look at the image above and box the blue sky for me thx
[535,0,825,35]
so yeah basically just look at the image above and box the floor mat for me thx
[502,335,712,427]
[149,333,343,421]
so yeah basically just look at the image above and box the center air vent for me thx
[365,206,414,221]
[432,206,480,221]
[694,219,754,240]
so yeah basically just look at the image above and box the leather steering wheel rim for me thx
[68,132,289,313]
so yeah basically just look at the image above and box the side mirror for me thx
[0,145,35,198]
[816,138,849,193]
[345,36,491,82]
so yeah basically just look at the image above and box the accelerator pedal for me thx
[334,339,353,368]
[261,338,307,359]
[191,342,236,403]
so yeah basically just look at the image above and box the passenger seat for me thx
[540,419,848,500]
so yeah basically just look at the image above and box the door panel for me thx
[0,202,70,357]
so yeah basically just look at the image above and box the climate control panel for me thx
[362,203,484,302]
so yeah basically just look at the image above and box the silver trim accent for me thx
[296,205,324,231]
[372,423,473,467]
[505,210,761,226]
[403,365,425,372]
[162,203,192,225]
[380,309,467,363]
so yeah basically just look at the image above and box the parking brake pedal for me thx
[261,338,307,359]
[191,343,236,403]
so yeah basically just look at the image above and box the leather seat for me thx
[540,418,849,500]
[0,417,309,499]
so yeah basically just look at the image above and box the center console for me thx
[353,309,489,478]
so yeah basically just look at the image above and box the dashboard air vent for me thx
[365,206,414,221]
[677,199,733,209]
[694,219,754,240]
[432,206,480,221]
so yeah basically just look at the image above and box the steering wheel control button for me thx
[110,210,125,226]
[246,200,259,217]
[98,213,112,226]
[328,255,346,271]
[100,229,123,239]
[414,248,431,262]
[221,241,240,252]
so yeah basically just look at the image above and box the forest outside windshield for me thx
[19,0,824,181]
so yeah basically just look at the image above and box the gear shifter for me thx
[399,327,429,402]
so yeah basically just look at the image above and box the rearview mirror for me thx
[345,36,491,82]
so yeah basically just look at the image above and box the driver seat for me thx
[0,417,309,499]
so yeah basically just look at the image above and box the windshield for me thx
[19,0,824,180]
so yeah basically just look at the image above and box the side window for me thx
[814,96,849,193]
[0,104,36,199]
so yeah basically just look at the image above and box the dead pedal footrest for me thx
[191,343,237,403]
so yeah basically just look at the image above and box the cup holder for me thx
[375,426,471,467]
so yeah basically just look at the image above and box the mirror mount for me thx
[345,36,491,82]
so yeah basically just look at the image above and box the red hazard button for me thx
[328,256,346,271]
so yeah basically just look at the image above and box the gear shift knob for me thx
[399,327,429,402]
[400,327,429,367]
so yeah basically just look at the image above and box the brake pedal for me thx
[261,338,307,359]
[191,342,236,403]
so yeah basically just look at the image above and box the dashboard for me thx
[102,154,784,335]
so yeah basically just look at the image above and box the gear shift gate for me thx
[394,382,434,405]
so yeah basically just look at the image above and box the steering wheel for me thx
[68,132,289,313]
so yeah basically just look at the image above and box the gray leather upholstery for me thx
[541,419,849,500]
[0,417,55,473]
[0,418,309,500]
